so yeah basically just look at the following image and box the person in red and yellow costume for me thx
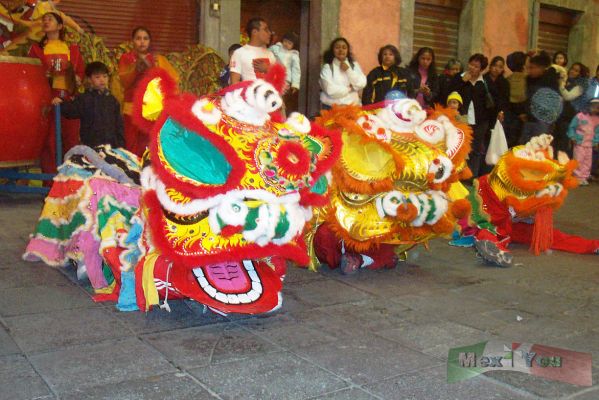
[118,26,179,157]
[28,11,84,173]
[468,134,599,267]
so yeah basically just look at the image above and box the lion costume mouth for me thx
[193,260,264,304]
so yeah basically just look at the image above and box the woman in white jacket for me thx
[319,37,367,108]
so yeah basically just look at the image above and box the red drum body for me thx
[0,55,51,167]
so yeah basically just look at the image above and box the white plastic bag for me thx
[485,120,508,165]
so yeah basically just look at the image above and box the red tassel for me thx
[530,206,554,255]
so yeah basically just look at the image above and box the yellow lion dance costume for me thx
[310,97,472,273]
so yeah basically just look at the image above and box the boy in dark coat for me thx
[52,61,124,148]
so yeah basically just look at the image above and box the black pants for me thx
[467,121,491,178]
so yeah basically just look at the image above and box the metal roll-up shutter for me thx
[59,0,198,53]
[537,5,580,59]
[413,0,462,70]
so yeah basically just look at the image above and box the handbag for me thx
[482,79,496,110]
[485,120,508,165]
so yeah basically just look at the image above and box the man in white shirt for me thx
[230,18,276,83]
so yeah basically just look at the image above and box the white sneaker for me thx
[579,179,589,186]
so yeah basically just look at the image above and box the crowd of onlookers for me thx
[223,17,599,185]
[315,39,599,184]
[29,11,599,185]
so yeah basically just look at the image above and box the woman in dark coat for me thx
[449,53,491,177]
[362,44,414,105]
[407,47,440,108]
[484,56,510,125]
[439,58,463,106]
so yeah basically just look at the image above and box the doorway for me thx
[240,0,318,115]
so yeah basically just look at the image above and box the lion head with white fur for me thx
[121,65,341,315]
[313,99,472,254]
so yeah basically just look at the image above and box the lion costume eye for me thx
[246,82,283,113]
[428,156,453,183]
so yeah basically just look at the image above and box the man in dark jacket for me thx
[449,53,491,177]
[520,51,561,144]
[52,62,124,149]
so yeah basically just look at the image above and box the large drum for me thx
[0,55,51,167]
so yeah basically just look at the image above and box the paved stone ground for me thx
[1,184,599,400]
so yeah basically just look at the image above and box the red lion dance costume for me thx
[310,98,473,273]
[25,64,342,315]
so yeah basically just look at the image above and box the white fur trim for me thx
[220,87,270,126]
[286,112,311,134]
[425,191,448,225]
[410,193,430,227]
[375,196,386,219]
[147,168,300,216]
[216,197,249,227]
[191,99,222,126]
[243,205,271,246]
[357,114,391,142]
[245,81,282,113]
[378,99,427,132]
[381,190,405,217]
[207,208,221,233]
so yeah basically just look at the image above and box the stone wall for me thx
[338,0,401,73]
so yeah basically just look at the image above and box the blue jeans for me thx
[467,121,491,178]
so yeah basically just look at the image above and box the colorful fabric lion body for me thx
[311,99,472,273]
[465,134,599,266]
[23,145,142,288]
[99,65,340,314]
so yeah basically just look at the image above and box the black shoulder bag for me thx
[482,79,496,110]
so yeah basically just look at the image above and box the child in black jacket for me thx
[52,61,124,148]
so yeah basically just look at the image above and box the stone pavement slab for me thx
[188,351,347,400]
[310,387,380,400]
[4,307,132,353]
[485,369,599,399]
[567,387,599,399]
[376,320,490,359]
[0,325,20,356]
[60,372,218,400]
[0,262,68,289]
[0,354,52,400]
[365,365,535,400]
[293,334,443,385]
[29,337,176,395]
[0,283,97,317]
[105,299,227,335]
[143,323,282,369]
[237,313,339,350]
[314,299,413,333]
[283,278,375,307]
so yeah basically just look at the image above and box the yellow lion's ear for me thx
[142,77,165,121]
[132,68,178,132]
